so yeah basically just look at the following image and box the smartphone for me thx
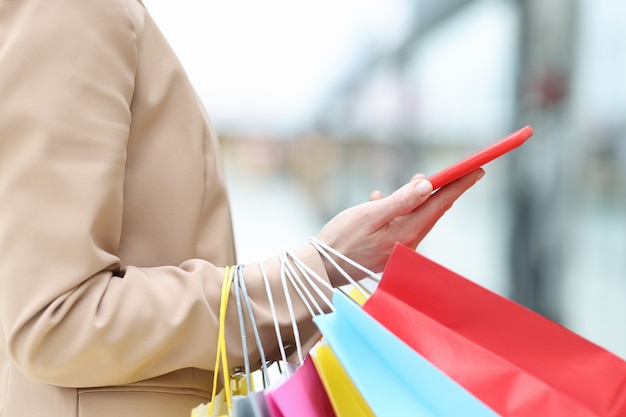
[427,125,533,190]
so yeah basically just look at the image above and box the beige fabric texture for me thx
[0,0,331,415]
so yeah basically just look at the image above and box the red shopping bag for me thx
[363,243,626,417]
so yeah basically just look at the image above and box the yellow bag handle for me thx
[208,266,236,415]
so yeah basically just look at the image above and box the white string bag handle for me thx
[280,248,340,364]
[237,264,271,389]
[278,253,306,365]
[281,251,337,317]
[232,264,252,394]
[257,262,289,365]
[308,236,381,300]
[231,265,274,416]
[285,249,334,311]
[251,239,375,382]
[309,236,381,282]
[278,238,383,352]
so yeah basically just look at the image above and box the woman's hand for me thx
[316,168,485,286]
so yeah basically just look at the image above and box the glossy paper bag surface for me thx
[314,292,497,417]
[265,356,335,417]
[309,343,375,417]
[363,243,626,417]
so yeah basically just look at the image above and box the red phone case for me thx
[427,125,533,190]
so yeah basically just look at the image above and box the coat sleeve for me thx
[0,0,332,388]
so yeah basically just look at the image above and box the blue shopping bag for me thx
[313,291,498,417]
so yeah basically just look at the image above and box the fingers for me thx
[403,168,485,241]
[368,178,434,229]
[370,173,424,201]
[369,190,383,201]
[426,168,484,213]
[316,168,484,277]
[437,168,484,196]
[411,173,426,182]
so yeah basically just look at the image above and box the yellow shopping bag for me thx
[309,343,374,417]
[347,286,368,306]
[190,390,228,417]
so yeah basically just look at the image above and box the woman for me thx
[0,0,483,416]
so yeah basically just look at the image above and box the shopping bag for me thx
[313,291,497,417]
[232,391,271,417]
[191,391,229,417]
[309,343,375,417]
[191,267,236,417]
[363,243,626,417]
[265,355,336,417]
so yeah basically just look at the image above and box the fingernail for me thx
[477,170,485,180]
[415,180,433,196]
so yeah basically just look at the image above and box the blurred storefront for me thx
[145,0,626,358]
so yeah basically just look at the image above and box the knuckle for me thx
[394,190,415,213]
[437,197,455,214]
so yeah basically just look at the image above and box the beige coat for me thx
[0,0,330,415]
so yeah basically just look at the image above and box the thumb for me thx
[369,179,433,228]
[369,190,383,201]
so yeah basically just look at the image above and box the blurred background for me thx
[143,0,626,358]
